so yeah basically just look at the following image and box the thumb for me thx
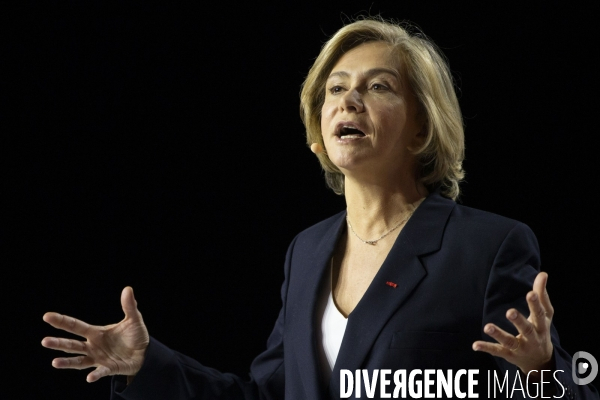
[121,286,141,319]
[87,365,111,383]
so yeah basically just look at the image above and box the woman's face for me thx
[320,41,424,181]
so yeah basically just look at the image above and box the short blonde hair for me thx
[300,17,465,200]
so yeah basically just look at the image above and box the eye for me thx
[328,85,345,95]
[371,83,389,91]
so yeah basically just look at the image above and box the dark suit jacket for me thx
[111,191,598,399]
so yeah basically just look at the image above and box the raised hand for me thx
[41,286,150,382]
[473,272,555,375]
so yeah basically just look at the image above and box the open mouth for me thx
[338,126,366,138]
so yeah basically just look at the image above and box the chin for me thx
[329,152,366,170]
[331,156,380,176]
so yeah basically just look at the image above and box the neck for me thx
[344,174,427,238]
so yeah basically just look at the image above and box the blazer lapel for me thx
[329,192,456,397]
[290,212,347,400]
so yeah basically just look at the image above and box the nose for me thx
[339,88,364,113]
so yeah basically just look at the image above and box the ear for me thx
[407,97,428,151]
[408,124,428,152]
[415,125,427,143]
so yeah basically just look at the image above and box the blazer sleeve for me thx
[482,222,599,399]
[109,235,297,400]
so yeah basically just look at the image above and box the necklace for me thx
[346,205,415,245]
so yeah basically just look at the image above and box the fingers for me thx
[532,271,547,294]
[472,339,512,358]
[41,337,88,355]
[43,312,92,337]
[475,308,535,355]
[51,355,95,370]
[121,286,141,320]
[50,354,116,383]
[472,323,520,359]
[525,272,553,330]
[473,272,555,373]
[533,272,554,319]
[485,323,521,351]
[42,288,147,383]
[526,290,550,333]
[506,307,537,338]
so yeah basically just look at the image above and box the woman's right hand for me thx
[41,286,150,383]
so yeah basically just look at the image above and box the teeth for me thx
[338,125,365,138]
[341,134,363,139]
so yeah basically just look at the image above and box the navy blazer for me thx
[111,191,599,399]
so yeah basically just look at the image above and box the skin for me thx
[321,42,426,199]
[41,41,554,383]
[41,287,149,382]
[321,41,554,376]
[321,41,429,317]
[472,272,555,376]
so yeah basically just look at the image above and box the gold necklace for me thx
[346,205,415,245]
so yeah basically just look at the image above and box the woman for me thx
[42,18,599,399]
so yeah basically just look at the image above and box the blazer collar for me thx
[291,190,456,399]
[291,211,347,400]
[330,190,456,398]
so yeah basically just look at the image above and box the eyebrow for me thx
[327,68,401,81]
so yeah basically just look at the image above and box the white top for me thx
[321,291,349,370]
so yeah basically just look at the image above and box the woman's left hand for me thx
[473,272,555,375]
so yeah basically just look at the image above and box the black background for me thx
[3,1,599,399]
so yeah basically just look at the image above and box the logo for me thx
[572,351,598,385]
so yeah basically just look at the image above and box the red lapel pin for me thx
[386,281,398,288]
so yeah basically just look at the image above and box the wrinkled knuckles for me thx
[505,339,518,350]
[522,323,535,336]
[536,308,546,320]
[66,339,79,351]
[527,292,538,302]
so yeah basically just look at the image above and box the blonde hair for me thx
[300,17,465,200]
